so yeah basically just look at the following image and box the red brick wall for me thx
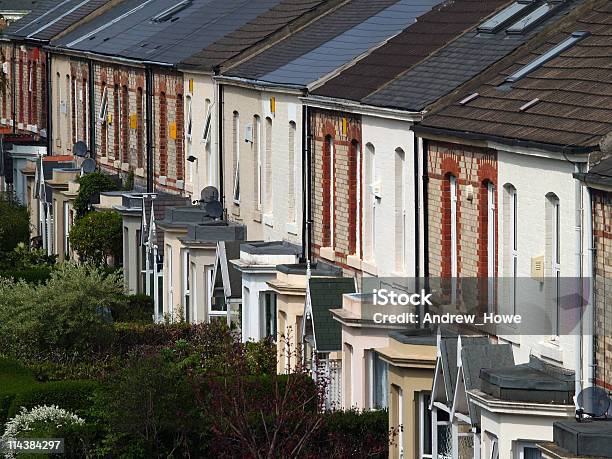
[311,108,362,274]
[427,141,498,278]
[592,190,612,390]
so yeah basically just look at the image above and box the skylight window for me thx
[478,1,536,34]
[506,3,559,34]
[459,93,479,105]
[505,31,589,84]
[151,0,192,23]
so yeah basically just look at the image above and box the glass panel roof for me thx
[477,1,534,33]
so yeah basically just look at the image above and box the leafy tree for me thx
[0,263,125,361]
[69,210,122,265]
[0,192,29,254]
[73,172,119,218]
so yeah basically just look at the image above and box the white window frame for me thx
[256,116,262,211]
[517,442,542,459]
[233,112,240,204]
[418,393,433,459]
[63,201,70,256]
[450,175,458,277]
[490,437,499,459]
[185,95,193,141]
[398,387,404,459]
[166,245,173,319]
[329,137,335,248]
[288,121,297,222]
[98,86,108,123]
[84,81,89,146]
[201,101,212,144]
[28,64,32,93]
[182,250,190,323]
[551,196,561,337]
[509,187,518,313]
[73,78,78,141]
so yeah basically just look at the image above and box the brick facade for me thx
[89,62,184,193]
[592,189,612,390]
[311,108,362,273]
[0,43,47,137]
[427,141,498,278]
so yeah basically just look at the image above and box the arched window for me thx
[113,83,120,160]
[83,78,88,146]
[503,184,518,312]
[232,111,240,203]
[71,76,77,144]
[176,93,184,181]
[445,174,458,277]
[288,121,297,223]
[121,85,129,164]
[265,117,273,215]
[325,135,335,248]
[100,81,107,157]
[546,192,561,336]
[159,92,167,176]
[55,72,61,142]
[364,143,375,261]
[136,87,144,168]
[253,115,262,211]
[395,148,406,272]
[349,140,360,255]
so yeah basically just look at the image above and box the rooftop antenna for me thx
[73,140,88,157]
[576,386,612,422]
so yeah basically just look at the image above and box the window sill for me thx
[286,222,299,236]
[346,255,362,271]
[263,213,274,228]
[121,162,130,172]
[135,167,145,178]
[158,175,167,185]
[113,160,122,169]
[362,260,378,276]
[176,180,184,190]
[320,246,335,262]
[231,204,240,217]
[252,210,262,223]
[99,156,109,165]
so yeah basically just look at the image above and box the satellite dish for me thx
[205,200,223,219]
[201,186,219,203]
[576,386,611,420]
[81,158,96,174]
[73,141,88,157]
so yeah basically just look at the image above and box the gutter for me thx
[414,133,420,277]
[302,95,422,122]
[217,80,224,207]
[213,74,305,95]
[412,124,599,155]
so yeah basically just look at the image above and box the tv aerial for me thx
[576,386,612,422]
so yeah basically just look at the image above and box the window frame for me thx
[98,86,108,123]
[201,101,212,145]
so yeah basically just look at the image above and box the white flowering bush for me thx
[1,405,84,458]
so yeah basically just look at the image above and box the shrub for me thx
[308,409,392,458]
[1,405,85,459]
[0,358,40,425]
[7,380,99,419]
[69,210,123,266]
[110,294,154,323]
[73,172,119,218]
[0,266,53,283]
[0,192,29,253]
[0,264,126,362]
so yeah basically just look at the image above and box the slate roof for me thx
[365,0,581,112]
[415,0,612,152]
[226,0,443,88]
[0,0,40,11]
[312,0,510,102]
[53,0,317,67]
[180,0,331,71]
[3,0,109,41]
[308,277,355,353]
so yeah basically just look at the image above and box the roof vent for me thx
[506,2,561,35]
[477,1,538,34]
[519,98,540,111]
[505,31,589,84]
[151,0,192,23]
[459,93,479,105]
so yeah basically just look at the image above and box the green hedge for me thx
[0,266,53,283]
[7,379,99,419]
[0,358,40,425]
[110,294,154,323]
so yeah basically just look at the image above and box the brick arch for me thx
[440,171,458,278]
[440,155,460,178]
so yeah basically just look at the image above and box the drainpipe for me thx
[301,104,307,262]
[217,80,224,207]
[145,65,154,193]
[575,162,584,401]
[585,185,594,387]
[46,51,52,154]
[422,137,430,278]
[88,59,95,156]
[11,44,16,135]
[413,130,420,277]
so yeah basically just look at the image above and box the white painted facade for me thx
[183,72,219,197]
[219,80,303,245]
[496,146,592,385]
